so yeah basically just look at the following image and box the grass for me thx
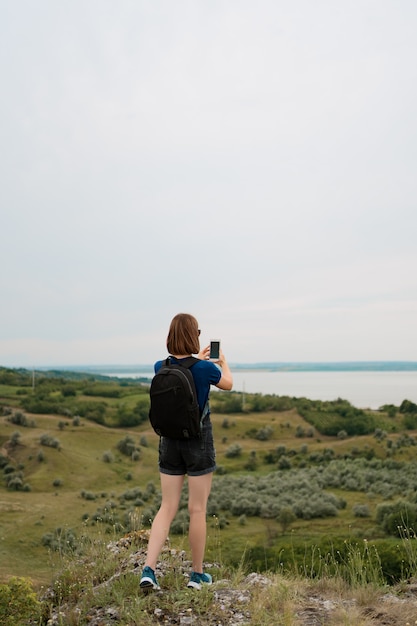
[2,373,417,606]
[4,528,417,625]
[0,403,415,586]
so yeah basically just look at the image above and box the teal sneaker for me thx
[187,571,213,590]
[140,566,160,591]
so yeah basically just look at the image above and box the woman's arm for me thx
[197,345,233,390]
[215,350,233,390]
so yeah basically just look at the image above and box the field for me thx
[1,368,417,589]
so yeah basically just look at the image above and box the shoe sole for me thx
[187,581,202,590]
[187,580,212,590]
[140,578,160,591]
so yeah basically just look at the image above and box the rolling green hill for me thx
[1,367,417,588]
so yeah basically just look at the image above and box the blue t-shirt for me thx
[154,357,221,414]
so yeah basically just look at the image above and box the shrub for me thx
[376,500,417,536]
[170,510,189,534]
[80,490,97,501]
[299,399,376,436]
[400,399,417,414]
[0,577,41,626]
[102,450,114,463]
[277,507,296,533]
[72,401,107,424]
[6,411,33,427]
[244,450,258,471]
[61,385,77,397]
[40,434,61,449]
[374,428,387,441]
[41,527,78,553]
[213,393,243,413]
[278,457,291,470]
[114,398,150,427]
[7,475,24,491]
[117,435,137,457]
[120,487,143,502]
[225,443,242,458]
[10,431,21,447]
[255,425,273,441]
[353,503,371,517]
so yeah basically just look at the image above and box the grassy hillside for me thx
[1,367,417,591]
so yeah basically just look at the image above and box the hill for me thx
[2,367,417,623]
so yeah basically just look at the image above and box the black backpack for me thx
[149,357,206,439]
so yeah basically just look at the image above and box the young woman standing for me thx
[140,313,233,590]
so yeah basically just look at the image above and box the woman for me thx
[140,313,233,591]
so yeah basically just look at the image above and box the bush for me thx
[225,443,242,458]
[117,435,141,458]
[353,503,370,518]
[6,475,24,491]
[376,500,417,536]
[41,527,78,553]
[255,425,273,441]
[277,507,296,533]
[80,490,97,501]
[298,399,376,436]
[212,393,243,413]
[6,411,34,427]
[114,398,150,427]
[9,431,21,447]
[73,401,107,424]
[0,577,41,625]
[400,399,417,414]
[40,434,61,449]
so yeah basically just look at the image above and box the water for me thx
[106,368,417,410]
[230,370,417,409]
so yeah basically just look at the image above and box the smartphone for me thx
[209,340,220,360]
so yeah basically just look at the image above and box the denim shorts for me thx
[158,420,216,477]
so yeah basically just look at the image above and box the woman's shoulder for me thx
[192,358,221,383]
[192,358,218,371]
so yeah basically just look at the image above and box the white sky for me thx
[1,0,417,367]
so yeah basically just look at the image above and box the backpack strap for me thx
[166,356,209,423]
[166,356,200,369]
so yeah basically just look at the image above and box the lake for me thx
[106,368,417,410]
[228,370,417,409]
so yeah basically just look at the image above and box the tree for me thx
[277,507,296,534]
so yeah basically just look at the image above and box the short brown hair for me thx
[166,313,200,355]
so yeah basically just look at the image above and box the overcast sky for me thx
[1,0,417,367]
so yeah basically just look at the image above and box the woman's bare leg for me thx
[145,473,184,570]
[188,472,213,572]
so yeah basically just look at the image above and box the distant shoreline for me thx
[30,361,417,374]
